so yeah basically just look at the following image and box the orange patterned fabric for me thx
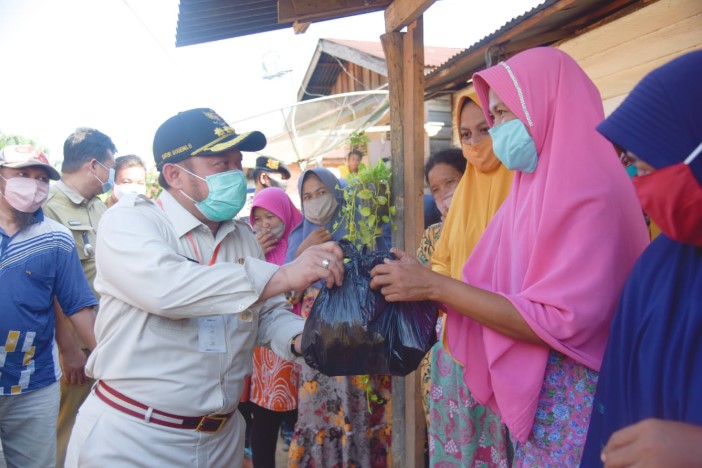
[249,347,300,411]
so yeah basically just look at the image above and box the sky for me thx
[0,0,543,166]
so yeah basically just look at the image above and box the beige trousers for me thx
[66,392,244,467]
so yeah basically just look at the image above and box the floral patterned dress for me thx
[417,222,511,467]
[288,287,392,468]
[427,343,510,467]
[512,351,598,467]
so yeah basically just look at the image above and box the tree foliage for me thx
[0,131,47,153]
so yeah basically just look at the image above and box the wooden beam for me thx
[380,32,404,246]
[382,15,426,468]
[385,0,435,33]
[401,19,425,255]
[381,29,407,468]
[320,39,389,76]
[293,21,310,34]
[279,0,391,23]
[401,18,426,468]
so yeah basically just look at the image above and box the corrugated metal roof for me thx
[176,0,290,47]
[423,0,645,98]
[175,0,392,48]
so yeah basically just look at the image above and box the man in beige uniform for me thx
[65,108,344,467]
[42,127,116,467]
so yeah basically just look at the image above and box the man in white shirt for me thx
[65,108,344,467]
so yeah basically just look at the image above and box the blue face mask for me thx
[178,166,247,222]
[95,160,115,193]
[489,119,538,173]
[625,164,638,178]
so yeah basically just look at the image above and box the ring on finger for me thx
[321,258,330,269]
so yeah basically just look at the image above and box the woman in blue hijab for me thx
[582,50,702,466]
[286,167,348,264]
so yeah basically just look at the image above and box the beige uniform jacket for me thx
[44,180,106,349]
[86,190,304,416]
[43,180,106,298]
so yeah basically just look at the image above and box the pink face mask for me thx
[1,176,50,213]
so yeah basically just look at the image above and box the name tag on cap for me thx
[197,316,226,353]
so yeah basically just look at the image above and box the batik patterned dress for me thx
[288,287,392,468]
[418,222,511,467]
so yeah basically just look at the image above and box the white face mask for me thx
[113,183,146,200]
[269,223,286,241]
[303,193,338,226]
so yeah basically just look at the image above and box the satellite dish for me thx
[232,90,390,165]
[262,51,291,80]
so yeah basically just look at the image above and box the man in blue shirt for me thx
[0,145,97,467]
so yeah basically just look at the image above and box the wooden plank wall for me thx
[330,62,388,94]
[558,0,702,114]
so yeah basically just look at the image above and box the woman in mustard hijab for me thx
[423,94,513,466]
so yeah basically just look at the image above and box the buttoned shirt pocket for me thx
[14,267,54,315]
[233,308,258,332]
[229,310,258,366]
[64,224,96,261]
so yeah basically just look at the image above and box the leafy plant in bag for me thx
[333,160,396,251]
[301,240,439,379]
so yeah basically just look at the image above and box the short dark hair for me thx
[424,148,466,184]
[347,149,363,160]
[62,128,117,173]
[114,154,145,179]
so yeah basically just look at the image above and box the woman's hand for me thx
[602,419,702,467]
[370,248,436,302]
[255,228,278,254]
[295,227,332,258]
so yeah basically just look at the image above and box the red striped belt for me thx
[95,381,233,433]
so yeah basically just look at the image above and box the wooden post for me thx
[381,15,426,468]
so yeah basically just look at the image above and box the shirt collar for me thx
[56,179,90,205]
[0,209,43,240]
[157,190,237,240]
[33,207,44,223]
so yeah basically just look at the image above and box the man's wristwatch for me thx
[290,334,302,357]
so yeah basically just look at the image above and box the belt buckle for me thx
[196,415,227,433]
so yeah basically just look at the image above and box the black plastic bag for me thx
[301,240,439,376]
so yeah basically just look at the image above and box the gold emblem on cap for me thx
[214,126,234,138]
[266,159,280,170]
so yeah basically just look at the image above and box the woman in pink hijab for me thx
[371,47,649,465]
[247,187,303,468]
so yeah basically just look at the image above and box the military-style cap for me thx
[153,108,267,170]
[255,156,291,179]
[0,145,60,180]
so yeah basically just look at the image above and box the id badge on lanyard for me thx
[187,232,228,354]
